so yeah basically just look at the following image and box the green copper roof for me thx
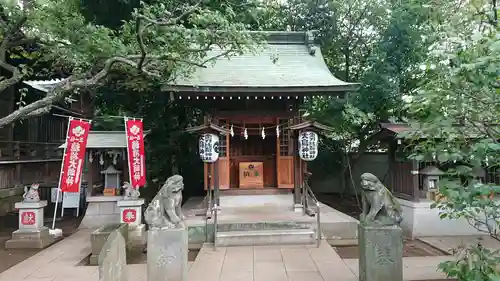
[167,31,358,93]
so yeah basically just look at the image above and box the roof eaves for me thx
[58,130,151,149]
[288,120,335,132]
[185,123,229,134]
[23,79,67,93]
[166,84,360,94]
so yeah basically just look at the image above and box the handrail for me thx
[302,175,321,248]
[205,174,213,243]
[213,203,218,250]
[204,196,212,242]
[203,172,219,251]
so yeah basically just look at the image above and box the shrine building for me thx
[166,31,358,198]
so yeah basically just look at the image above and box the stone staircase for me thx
[213,221,317,247]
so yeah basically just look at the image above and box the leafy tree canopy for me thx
[0,0,258,127]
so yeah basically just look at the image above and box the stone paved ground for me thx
[0,229,454,281]
[418,235,500,254]
[189,242,451,281]
[0,215,82,274]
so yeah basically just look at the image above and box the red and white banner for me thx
[125,118,146,188]
[60,119,91,193]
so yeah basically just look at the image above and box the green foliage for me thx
[93,81,204,192]
[438,242,500,281]
[400,1,500,279]
[0,0,259,127]
[430,178,500,235]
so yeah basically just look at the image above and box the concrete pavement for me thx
[0,229,455,281]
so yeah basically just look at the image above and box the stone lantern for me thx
[419,166,444,200]
[101,165,122,196]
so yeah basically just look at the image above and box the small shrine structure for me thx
[369,122,494,237]
[58,130,148,229]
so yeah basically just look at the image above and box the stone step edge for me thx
[216,228,315,237]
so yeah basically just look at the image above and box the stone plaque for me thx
[98,231,127,281]
[122,209,137,223]
[358,224,403,281]
[147,228,188,281]
[21,212,36,225]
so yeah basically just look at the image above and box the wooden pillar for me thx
[292,131,301,206]
[14,142,21,186]
[411,159,420,202]
[388,141,396,192]
[44,143,50,182]
[214,159,220,207]
[207,163,212,209]
[87,151,94,196]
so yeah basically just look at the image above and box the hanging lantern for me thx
[276,125,280,138]
[244,128,248,140]
[230,125,234,137]
[199,133,220,163]
[298,131,319,161]
[261,127,266,139]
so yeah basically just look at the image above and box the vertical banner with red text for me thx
[60,119,91,193]
[125,118,146,188]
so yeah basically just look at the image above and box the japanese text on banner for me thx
[60,119,91,192]
[125,119,146,188]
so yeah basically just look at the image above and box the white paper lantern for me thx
[298,131,319,161]
[199,133,220,163]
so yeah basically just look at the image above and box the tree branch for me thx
[136,0,201,27]
[0,12,28,94]
[135,18,150,71]
[0,61,24,94]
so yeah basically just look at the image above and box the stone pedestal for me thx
[117,199,146,247]
[147,228,188,281]
[79,196,122,229]
[293,203,304,213]
[358,224,403,281]
[90,223,128,266]
[6,201,61,249]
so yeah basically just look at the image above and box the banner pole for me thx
[51,116,73,232]
[124,117,133,187]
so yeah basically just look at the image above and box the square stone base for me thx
[293,204,303,213]
[358,224,403,281]
[147,228,188,281]
[5,226,61,249]
[129,224,146,247]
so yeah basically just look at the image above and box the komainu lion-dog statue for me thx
[145,175,186,229]
[360,173,403,226]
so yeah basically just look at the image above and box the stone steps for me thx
[215,228,316,247]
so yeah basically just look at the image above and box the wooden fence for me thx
[0,141,62,190]
[391,159,500,202]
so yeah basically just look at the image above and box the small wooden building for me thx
[167,31,358,196]
[371,122,499,201]
[0,79,89,215]
[370,122,500,237]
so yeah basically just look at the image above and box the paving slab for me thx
[418,235,500,254]
[0,226,466,281]
[343,256,453,281]
[187,242,358,281]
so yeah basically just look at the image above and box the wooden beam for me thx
[215,110,296,118]
[287,120,335,132]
